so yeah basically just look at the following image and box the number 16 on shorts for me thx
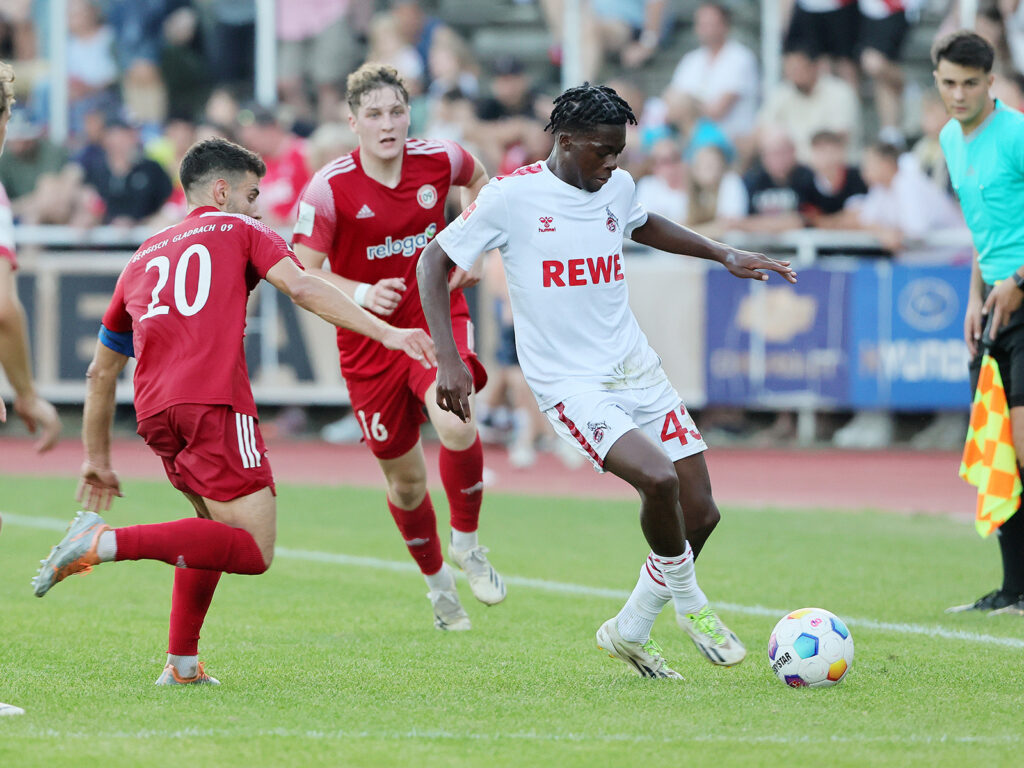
[356,410,389,442]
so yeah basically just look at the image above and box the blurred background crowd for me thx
[0,0,1008,459]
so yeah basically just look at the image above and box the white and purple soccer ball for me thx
[768,607,854,688]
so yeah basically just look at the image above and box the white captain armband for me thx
[98,325,135,357]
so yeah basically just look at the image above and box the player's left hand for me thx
[448,258,484,292]
[982,277,1024,339]
[381,327,437,369]
[722,248,798,284]
[13,394,61,453]
[77,461,123,513]
[435,359,474,422]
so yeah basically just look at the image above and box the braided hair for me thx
[544,83,637,134]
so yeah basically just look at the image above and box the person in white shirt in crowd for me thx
[635,136,688,222]
[663,3,759,158]
[683,144,747,238]
[758,45,861,165]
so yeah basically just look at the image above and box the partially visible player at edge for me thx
[31,137,436,686]
[935,31,1024,617]
[419,83,797,677]
[292,63,504,631]
[0,60,60,450]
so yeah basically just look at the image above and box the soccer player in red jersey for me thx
[0,60,61,450]
[292,63,505,631]
[31,137,435,685]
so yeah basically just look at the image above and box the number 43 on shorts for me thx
[660,406,701,447]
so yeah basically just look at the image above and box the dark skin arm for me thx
[419,215,798,423]
[630,212,799,283]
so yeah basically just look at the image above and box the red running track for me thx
[0,436,975,519]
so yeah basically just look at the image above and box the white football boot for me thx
[428,563,471,631]
[449,542,507,606]
[595,618,683,679]
[677,604,746,666]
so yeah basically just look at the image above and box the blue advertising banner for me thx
[705,267,853,406]
[849,264,971,410]
[705,262,971,410]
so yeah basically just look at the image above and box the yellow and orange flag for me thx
[960,352,1021,537]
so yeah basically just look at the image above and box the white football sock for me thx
[615,554,672,643]
[424,563,455,592]
[167,654,198,679]
[96,530,117,562]
[654,543,708,615]
[450,529,478,551]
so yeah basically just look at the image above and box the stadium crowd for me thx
[0,0,1011,451]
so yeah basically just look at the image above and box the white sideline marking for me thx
[6,512,1024,650]
[15,726,1024,745]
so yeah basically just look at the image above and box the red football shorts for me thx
[345,315,487,460]
[137,404,275,501]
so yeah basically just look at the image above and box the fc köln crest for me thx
[605,206,619,232]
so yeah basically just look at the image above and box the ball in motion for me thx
[768,607,854,688]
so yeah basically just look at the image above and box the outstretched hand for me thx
[14,394,62,453]
[723,248,798,284]
[380,327,437,369]
[77,461,123,513]
[434,359,474,423]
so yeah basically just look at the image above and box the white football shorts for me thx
[544,377,707,473]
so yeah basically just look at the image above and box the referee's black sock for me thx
[998,501,1024,596]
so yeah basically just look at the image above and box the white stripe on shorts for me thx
[247,415,261,467]
[235,412,251,469]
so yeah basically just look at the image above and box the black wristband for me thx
[1014,272,1024,292]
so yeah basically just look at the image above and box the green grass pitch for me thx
[1,473,1022,767]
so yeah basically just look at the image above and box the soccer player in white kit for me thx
[419,84,798,677]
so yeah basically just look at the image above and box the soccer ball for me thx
[768,607,854,688]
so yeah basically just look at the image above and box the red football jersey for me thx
[292,138,475,379]
[101,206,300,420]
[261,136,310,223]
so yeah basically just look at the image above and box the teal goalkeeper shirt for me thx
[941,99,1024,284]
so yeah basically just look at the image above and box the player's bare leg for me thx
[379,442,470,630]
[601,430,745,668]
[673,453,721,560]
[426,384,507,606]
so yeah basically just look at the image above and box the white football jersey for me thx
[436,161,666,410]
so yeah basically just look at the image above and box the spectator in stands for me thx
[204,86,241,129]
[475,55,549,174]
[145,115,195,220]
[663,3,759,157]
[0,109,66,203]
[198,0,255,93]
[910,92,952,192]
[800,130,868,227]
[843,142,963,253]
[104,0,181,126]
[426,26,480,100]
[783,0,860,86]
[367,10,425,96]
[67,0,120,137]
[237,104,309,228]
[305,121,357,175]
[424,88,482,154]
[81,113,172,226]
[635,136,688,222]
[276,0,358,126]
[684,144,748,238]
[159,5,211,124]
[1002,0,1024,74]
[739,127,814,233]
[857,0,913,145]
[390,0,444,78]
[605,76,671,177]
[758,45,861,165]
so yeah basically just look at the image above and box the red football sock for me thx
[167,568,222,656]
[387,495,443,575]
[114,518,268,574]
[439,434,483,533]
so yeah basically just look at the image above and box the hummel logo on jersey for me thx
[538,216,556,232]
[356,204,375,219]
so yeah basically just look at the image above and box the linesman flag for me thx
[960,348,1021,538]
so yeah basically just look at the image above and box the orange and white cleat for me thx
[32,510,111,598]
[155,661,221,686]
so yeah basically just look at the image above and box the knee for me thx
[637,467,679,506]
[387,472,427,509]
[435,417,478,451]
[860,49,885,78]
[692,499,721,531]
